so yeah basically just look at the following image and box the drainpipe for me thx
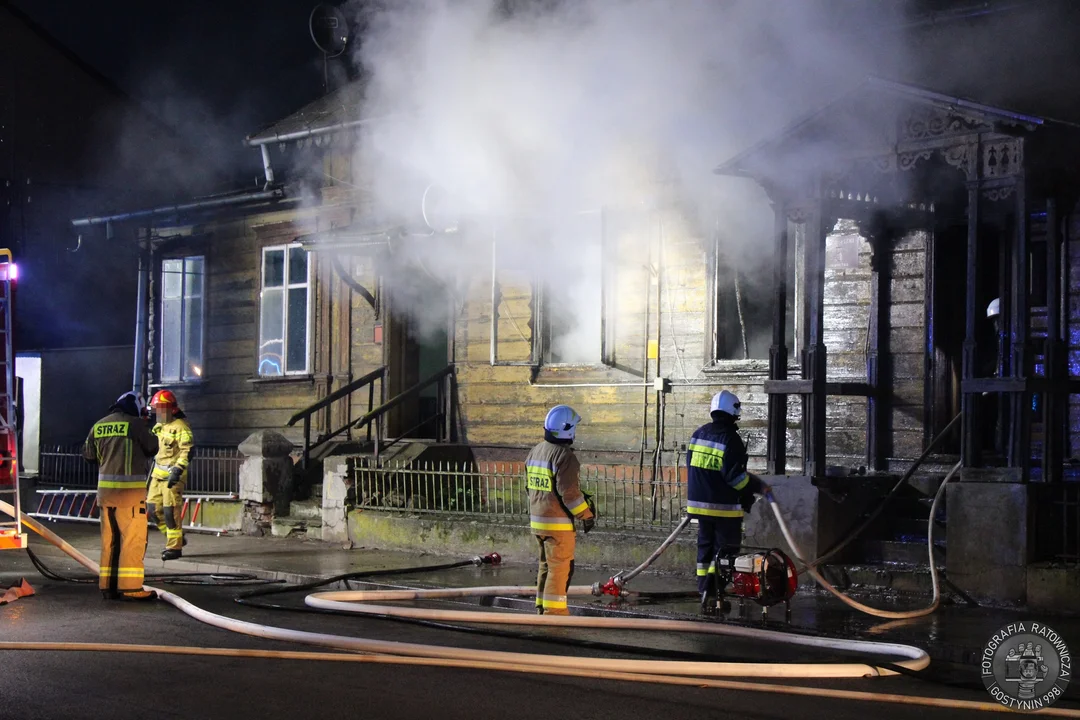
[244,117,381,147]
[132,231,150,397]
[259,145,275,186]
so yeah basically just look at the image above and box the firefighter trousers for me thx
[535,532,575,615]
[695,516,743,595]
[100,502,148,594]
[146,478,184,550]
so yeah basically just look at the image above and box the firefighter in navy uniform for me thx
[526,405,595,616]
[83,392,159,601]
[687,390,771,615]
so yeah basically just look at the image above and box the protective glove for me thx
[166,466,183,489]
[582,517,595,534]
[740,493,757,514]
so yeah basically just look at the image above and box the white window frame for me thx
[258,243,312,376]
[159,255,205,383]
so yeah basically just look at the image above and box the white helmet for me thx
[544,405,581,441]
[986,298,1000,319]
[710,390,741,419]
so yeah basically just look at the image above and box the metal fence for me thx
[38,444,242,495]
[351,460,687,532]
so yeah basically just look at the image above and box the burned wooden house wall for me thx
[805,218,928,471]
[456,207,780,470]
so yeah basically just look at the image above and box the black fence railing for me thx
[38,444,241,495]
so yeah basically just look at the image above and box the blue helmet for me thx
[544,405,581,441]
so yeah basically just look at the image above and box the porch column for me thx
[803,204,828,479]
[767,204,789,475]
[1008,177,1030,479]
[962,181,982,467]
[865,230,891,471]
[1043,198,1065,483]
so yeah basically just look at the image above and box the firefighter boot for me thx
[161,548,183,561]
[700,590,718,616]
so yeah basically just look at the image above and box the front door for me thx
[382,280,450,440]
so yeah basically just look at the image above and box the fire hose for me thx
[5,500,1080,715]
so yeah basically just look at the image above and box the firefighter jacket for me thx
[526,440,594,533]
[686,418,762,519]
[150,415,195,482]
[83,411,159,507]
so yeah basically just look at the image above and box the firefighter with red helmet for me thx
[146,389,194,560]
[82,391,159,600]
[526,405,595,616]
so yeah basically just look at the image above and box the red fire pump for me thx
[705,547,798,621]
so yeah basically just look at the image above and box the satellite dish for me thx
[421,184,461,234]
[309,4,349,58]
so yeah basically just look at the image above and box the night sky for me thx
[9,0,339,182]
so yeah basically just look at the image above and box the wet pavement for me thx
[4,520,1080,707]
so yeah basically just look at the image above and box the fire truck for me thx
[0,249,24,550]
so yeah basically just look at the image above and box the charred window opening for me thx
[259,244,311,376]
[710,247,773,361]
[537,209,614,366]
[159,256,204,382]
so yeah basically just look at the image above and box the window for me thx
[709,245,775,361]
[259,245,311,376]
[538,209,613,365]
[160,256,204,382]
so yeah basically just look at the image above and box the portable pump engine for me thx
[703,547,798,621]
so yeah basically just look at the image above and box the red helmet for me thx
[149,389,179,410]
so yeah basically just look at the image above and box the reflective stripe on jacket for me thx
[686,419,760,519]
[83,411,159,507]
[526,440,592,534]
[151,417,195,481]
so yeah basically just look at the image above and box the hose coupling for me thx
[477,552,502,566]
[594,575,625,597]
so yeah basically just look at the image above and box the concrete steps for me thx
[271,495,324,540]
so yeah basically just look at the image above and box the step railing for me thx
[351,365,457,467]
[287,366,386,470]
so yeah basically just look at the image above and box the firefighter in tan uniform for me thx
[526,405,595,615]
[146,390,194,561]
[83,392,158,600]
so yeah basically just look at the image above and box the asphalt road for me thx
[1,550,1077,720]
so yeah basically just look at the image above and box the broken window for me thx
[259,244,311,376]
[709,246,774,361]
[159,256,204,382]
[538,209,614,366]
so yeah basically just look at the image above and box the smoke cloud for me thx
[341,0,914,357]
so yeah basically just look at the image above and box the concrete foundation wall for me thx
[195,499,242,532]
[346,510,697,573]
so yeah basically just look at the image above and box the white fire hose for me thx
[4,498,1079,716]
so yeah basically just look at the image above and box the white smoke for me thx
[342,0,912,354]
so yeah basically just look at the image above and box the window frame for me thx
[158,254,206,384]
[533,207,615,368]
[704,232,795,370]
[258,243,313,377]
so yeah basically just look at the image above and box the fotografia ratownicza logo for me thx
[982,621,1072,712]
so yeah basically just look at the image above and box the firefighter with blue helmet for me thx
[687,390,771,615]
[525,404,595,615]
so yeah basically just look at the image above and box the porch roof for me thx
[713,76,1047,182]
